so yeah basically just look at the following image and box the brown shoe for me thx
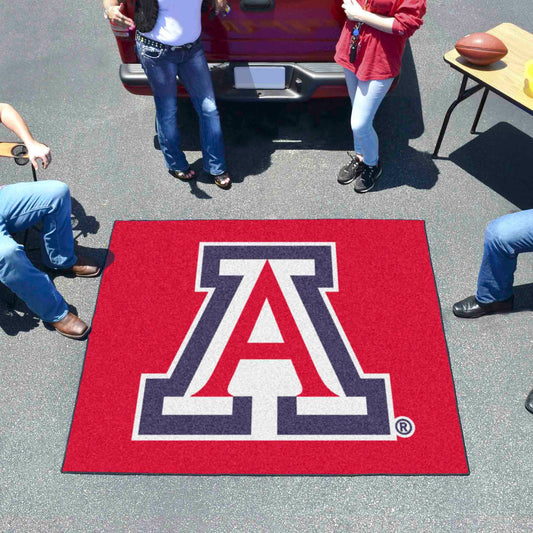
[51,312,90,340]
[209,171,232,190]
[169,167,196,181]
[69,255,101,277]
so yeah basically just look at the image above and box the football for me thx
[455,32,508,66]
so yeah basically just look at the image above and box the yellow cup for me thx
[525,60,533,97]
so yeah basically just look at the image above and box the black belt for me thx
[136,33,199,51]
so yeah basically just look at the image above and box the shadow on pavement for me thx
[0,305,40,336]
[373,42,439,192]
[513,282,533,313]
[171,42,438,190]
[449,122,533,210]
[71,196,100,240]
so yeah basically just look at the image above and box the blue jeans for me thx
[476,209,533,303]
[0,181,76,322]
[137,38,226,175]
[344,69,393,166]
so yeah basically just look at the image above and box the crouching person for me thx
[0,103,99,339]
[452,209,533,415]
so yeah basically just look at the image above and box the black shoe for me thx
[337,153,363,184]
[525,389,533,414]
[354,161,382,193]
[452,294,514,318]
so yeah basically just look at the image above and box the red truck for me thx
[112,0,348,101]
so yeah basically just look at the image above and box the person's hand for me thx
[106,3,134,30]
[212,0,228,16]
[342,0,366,22]
[26,141,51,170]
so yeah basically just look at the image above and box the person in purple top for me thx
[0,103,100,339]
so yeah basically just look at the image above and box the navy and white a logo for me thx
[133,243,396,441]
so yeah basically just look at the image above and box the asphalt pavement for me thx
[0,1,532,531]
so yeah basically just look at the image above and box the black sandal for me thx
[210,171,231,190]
[169,167,196,181]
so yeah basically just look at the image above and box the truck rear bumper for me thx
[120,62,347,101]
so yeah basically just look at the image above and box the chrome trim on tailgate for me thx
[120,62,346,101]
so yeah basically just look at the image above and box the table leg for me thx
[432,75,484,158]
[471,87,489,134]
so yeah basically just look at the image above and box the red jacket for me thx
[334,0,426,81]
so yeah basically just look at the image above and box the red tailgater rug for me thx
[63,220,468,475]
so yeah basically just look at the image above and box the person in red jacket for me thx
[335,0,426,193]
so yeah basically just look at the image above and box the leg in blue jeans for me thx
[344,69,393,166]
[0,181,76,322]
[476,209,533,303]
[137,40,226,175]
[177,46,226,175]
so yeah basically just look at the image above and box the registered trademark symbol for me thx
[395,417,415,438]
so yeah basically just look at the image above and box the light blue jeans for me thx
[0,181,76,322]
[476,210,533,303]
[344,69,394,166]
[137,38,226,175]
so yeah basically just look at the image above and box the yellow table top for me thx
[0,142,28,159]
[444,23,533,113]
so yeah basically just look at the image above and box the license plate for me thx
[234,66,286,90]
